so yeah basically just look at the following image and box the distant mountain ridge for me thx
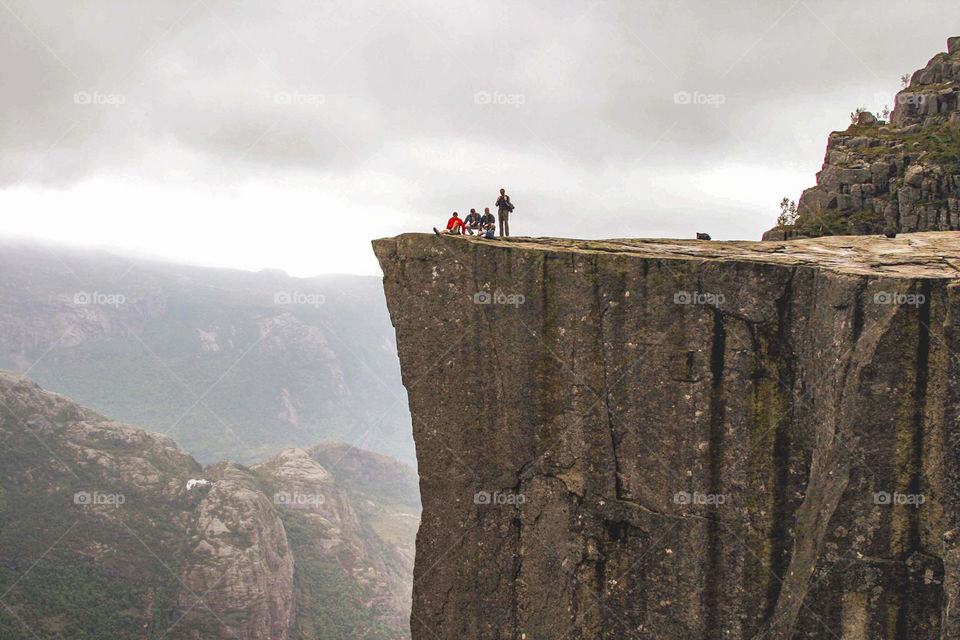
[0,371,417,639]
[0,240,413,466]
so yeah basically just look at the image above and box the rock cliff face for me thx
[375,232,960,639]
[0,371,416,639]
[764,37,960,240]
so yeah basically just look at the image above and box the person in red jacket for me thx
[434,212,465,235]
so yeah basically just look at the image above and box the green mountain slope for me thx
[0,371,417,639]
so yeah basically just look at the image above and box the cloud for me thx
[1,0,959,272]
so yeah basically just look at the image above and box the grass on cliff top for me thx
[821,120,960,178]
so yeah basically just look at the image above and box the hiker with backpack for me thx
[495,188,514,237]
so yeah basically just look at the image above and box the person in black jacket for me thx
[495,188,514,237]
[479,207,495,229]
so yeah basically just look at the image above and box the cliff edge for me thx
[375,232,960,639]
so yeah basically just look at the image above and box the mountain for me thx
[0,371,417,639]
[764,36,960,239]
[376,232,960,639]
[0,240,413,466]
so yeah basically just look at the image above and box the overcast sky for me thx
[1,0,958,275]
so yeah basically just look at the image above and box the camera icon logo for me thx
[873,491,892,505]
[273,492,292,505]
[474,491,491,505]
[673,491,692,505]
[674,291,692,305]
[73,491,91,504]
[274,291,292,304]
[273,92,292,105]
[673,91,692,105]
[73,291,91,305]
[474,91,492,105]
[473,291,492,305]
[873,92,893,108]
[873,291,892,304]
[73,91,92,105]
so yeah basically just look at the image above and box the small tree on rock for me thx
[777,197,798,228]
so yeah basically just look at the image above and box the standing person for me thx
[434,212,465,235]
[495,188,514,237]
[463,209,482,235]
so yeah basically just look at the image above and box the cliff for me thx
[375,232,960,639]
[0,371,415,639]
[763,37,960,240]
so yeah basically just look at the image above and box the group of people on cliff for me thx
[435,188,514,239]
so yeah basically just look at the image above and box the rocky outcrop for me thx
[375,232,960,639]
[309,441,421,568]
[178,461,295,640]
[254,447,414,636]
[763,37,960,240]
[0,371,415,639]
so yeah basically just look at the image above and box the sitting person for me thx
[481,222,496,239]
[434,212,465,235]
[479,207,496,231]
[463,209,482,235]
